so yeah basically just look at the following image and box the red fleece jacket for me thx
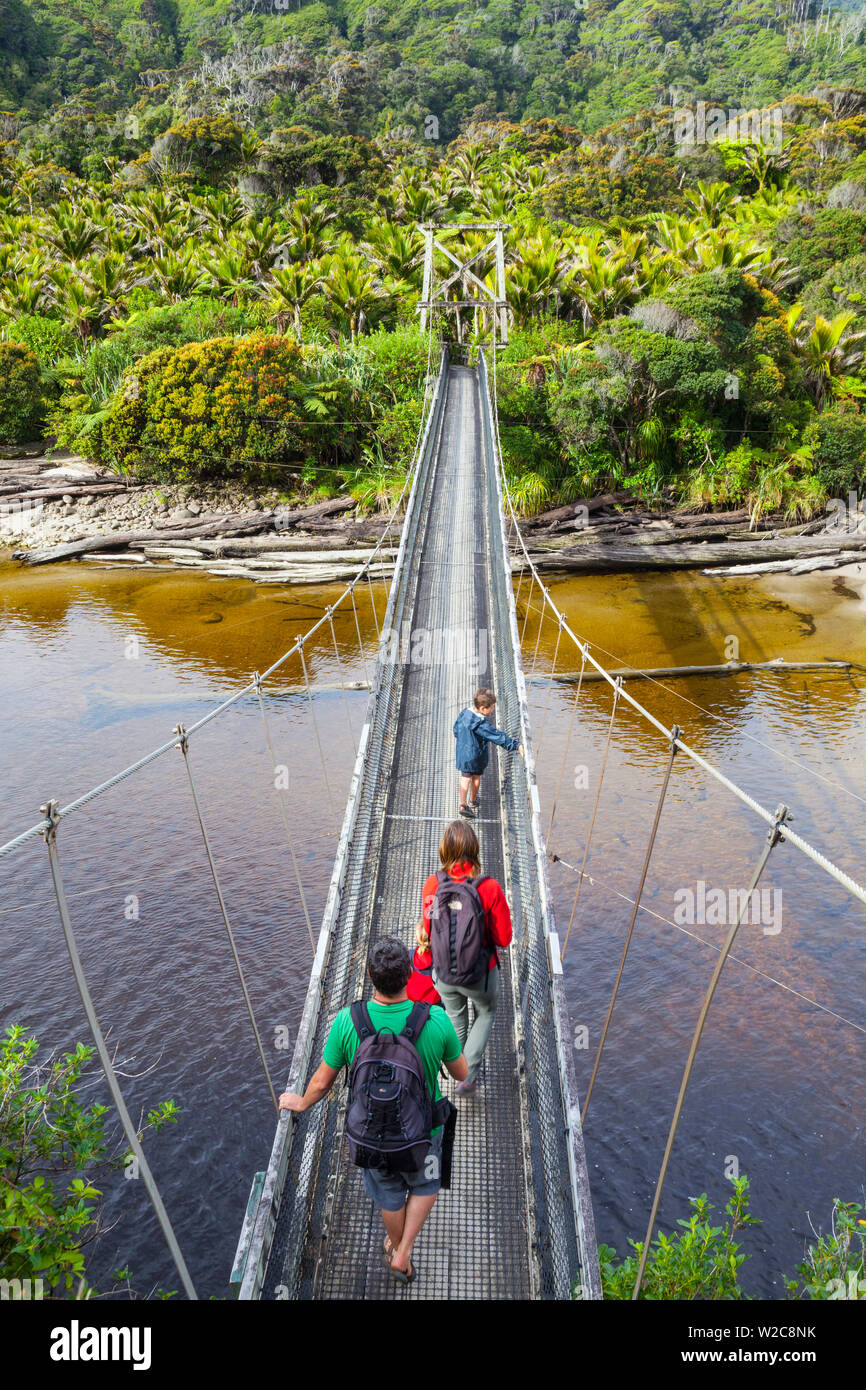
[421,860,513,972]
[407,946,441,1005]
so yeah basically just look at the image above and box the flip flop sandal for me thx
[383,1237,395,1263]
[389,1257,416,1284]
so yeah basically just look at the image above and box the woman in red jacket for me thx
[421,820,513,1098]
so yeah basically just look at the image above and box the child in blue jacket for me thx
[453,687,522,818]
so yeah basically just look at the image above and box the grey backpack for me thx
[429,871,490,987]
[345,1001,433,1172]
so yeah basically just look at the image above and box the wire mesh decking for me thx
[235,354,600,1301]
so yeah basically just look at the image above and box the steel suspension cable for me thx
[253,677,316,956]
[581,728,679,1124]
[632,804,789,1299]
[534,612,564,760]
[546,642,587,848]
[326,606,357,756]
[365,566,381,640]
[520,569,536,646]
[41,800,198,1300]
[297,639,336,824]
[349,582,371,690]
[174,725,278,1114]
[528,584,550,682]
[514,558,525,610]
[561,677,622,959]
[549,854,866,1036]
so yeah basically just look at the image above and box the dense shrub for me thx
[151,116,247,185]
[780,209,866,286]
[537,148,681,222]
[101,333,363,482]
[800,253,866,329]
[374,396,423,466]
[804,403,866,498]
[0,342,45,442]
[357,325,431,403]
[596,1177,758,1300]
[3,314,75,365]
[106,298,257,363]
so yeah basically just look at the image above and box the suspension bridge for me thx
[230,349,598,1301]
[3,299,865,1301]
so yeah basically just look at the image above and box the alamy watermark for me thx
[378,623,488,675]
[1,1278,44,1300]
[674,102,783,150]
[673,879,782,936]
[0,499,44,535]
[826,491,866,533]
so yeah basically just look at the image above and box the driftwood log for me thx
[705,552,865,578]
[0,483,131,504]
[12,496,372,567]
[544,659,864,683]
[523,531,866,575]
[13,513,276,565]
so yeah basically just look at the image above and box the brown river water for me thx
[1,554,864,1298]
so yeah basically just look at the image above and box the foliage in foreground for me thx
[589,1176,866,1301]
[1,1024,179,1298]
[597,1176,758,1300]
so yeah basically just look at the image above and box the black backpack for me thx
[429,870,491,987]
[345,1001,433,1173]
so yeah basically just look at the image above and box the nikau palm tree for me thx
[786,306,866,406]
[268,263,323,337]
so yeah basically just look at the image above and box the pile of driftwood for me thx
[9,464,865,584]
[0,448,132,508]
[13,494,401,584]
[519,494,866,578]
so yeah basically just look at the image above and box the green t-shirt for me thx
[323,1000,461,1124]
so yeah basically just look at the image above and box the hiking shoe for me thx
[456,1079,479,1097]
[458,803,476,819]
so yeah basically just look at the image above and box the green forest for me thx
[1,0,865,514]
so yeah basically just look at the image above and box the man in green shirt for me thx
[279,936,467,1283]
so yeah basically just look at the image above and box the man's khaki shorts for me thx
[362,1128,444,1211]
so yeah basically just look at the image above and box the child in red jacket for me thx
[406,921,441,1006]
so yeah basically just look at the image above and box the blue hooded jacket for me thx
[453,707,519,774]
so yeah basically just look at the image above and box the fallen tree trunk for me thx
[276,496,355,527]
[523,490,636,528]
[13,511,278,565]
[669,508,752,528]
[133,535,395,557]
[543,659,863,683]
[523,531,866,574]
[302,518,399,537]
[705,551,865,578]
[139,545,397,566]
[84,550,396,583]
[1,483,132,504]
